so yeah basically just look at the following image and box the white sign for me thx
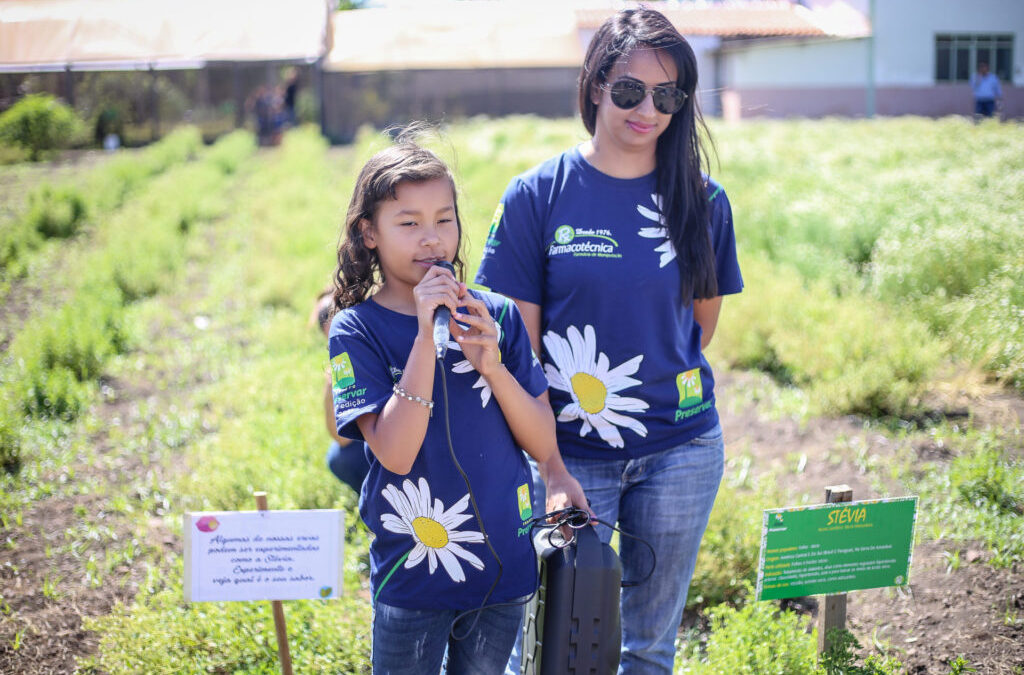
[183,509,344,602]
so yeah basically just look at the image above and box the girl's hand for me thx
[412,265,464,336]
[451,295,502,377]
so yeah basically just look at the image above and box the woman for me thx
[475,9,743,673]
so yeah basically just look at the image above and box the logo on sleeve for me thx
[547,225,622,259]
[331,353,355,390]
[675,368,712,422]
[517,483,533,521]
[484,203,504,255]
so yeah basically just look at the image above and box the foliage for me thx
[25,185,88,238]
[708,255,944,417]
[0,94,83,160]
[0,393,22,473]
[911,424,1024,567]
[678,593,818,674]
[688,479,773,610]
[820,628,904,675]
[716,117,1024,390]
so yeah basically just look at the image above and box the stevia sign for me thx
[756,497,918,601]
[184,509,344,603]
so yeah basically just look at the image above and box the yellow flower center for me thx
[571,372,607,414]
[412,516,449,548]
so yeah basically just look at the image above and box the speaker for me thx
[520,524,622,675]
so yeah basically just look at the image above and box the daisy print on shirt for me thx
[447,315,503,408]
[377,478,485,599]
[542,324,648,449]
[637,193,675,268]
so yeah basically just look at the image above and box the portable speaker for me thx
[520,524,622,675]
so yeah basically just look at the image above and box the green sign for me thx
[756,496,918,601]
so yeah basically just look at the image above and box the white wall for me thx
[721,0,1024,88]
[723,37,867,88]
[874,0,1024,86]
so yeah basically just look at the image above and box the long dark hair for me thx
[333,130,466,310]
[579,8,717,303]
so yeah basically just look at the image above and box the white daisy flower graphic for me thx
[380,477,485,583]
[447,316,502,408]
[637,193,676,268]
[542,325,648,449]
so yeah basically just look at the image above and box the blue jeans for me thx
[374,600,524,674]
[508,424,724,675]
[326,440,369,495]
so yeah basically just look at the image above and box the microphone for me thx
[432,261,455,360]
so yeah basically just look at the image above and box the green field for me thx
[1,117,1021,674]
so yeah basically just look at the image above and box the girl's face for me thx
[362,177,459,295]
[591,48,678,158]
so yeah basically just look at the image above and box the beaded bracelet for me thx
[393,382,434,416]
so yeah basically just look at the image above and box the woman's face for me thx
[591,48,679,158]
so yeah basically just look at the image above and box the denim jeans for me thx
[374,600,524,674]
[326,440,369,495]
[507,423,724,675]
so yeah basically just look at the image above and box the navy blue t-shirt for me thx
[328,290,547,610]
[476,147,743,460]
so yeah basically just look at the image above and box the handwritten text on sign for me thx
[756,497,917,601]
[184,509,344,602]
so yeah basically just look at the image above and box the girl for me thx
[329,135,556,674]
[475,9,743,674]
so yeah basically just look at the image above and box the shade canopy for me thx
[0,0,330,72]
[324,3,583,72]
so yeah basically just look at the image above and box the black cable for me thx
[437,357,505,641]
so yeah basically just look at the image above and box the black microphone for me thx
[432,261,456,360]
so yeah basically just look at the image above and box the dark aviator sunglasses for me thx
[601,77,687,115]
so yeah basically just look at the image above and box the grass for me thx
[1,117,1021,672]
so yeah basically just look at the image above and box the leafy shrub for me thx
[25,185,88,238]
[679,593,818,674]
[913,426,1024,567]
[820,628,904,675]
[13,287,129,383]
[18,362,90,419]
[688,481,766,610]
[0,94,83,160]
[0,397,22,473]
[709,255,944,417]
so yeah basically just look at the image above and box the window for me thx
[935,34,1013,83]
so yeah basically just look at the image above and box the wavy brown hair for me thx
[579,8,717,304]
[333,132,466,311]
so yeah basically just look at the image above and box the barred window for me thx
[935,34,1013,83]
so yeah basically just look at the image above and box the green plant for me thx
[25,185,88,238]
[947,655,977,674]
[678,593,818,674]
[0,94,83,160]
[821,628,904,675]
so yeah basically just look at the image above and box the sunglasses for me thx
[600,77,688,115]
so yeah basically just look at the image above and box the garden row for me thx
[0,128,254,473]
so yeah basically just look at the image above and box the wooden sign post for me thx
[255,491,294,675]
[818,484,853,655]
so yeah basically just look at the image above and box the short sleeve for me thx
[474,178,545,304]
[708,184,744,297]
[492,294,548,398]
[327,317,393,442]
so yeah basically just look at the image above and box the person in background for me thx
[311,288,367,495]
[970,61,1002,119]
[475,8,743,673]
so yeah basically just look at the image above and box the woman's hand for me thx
[412,264,464,336]
[451,295,502,377]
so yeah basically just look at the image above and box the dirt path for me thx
[0,200,238,675]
